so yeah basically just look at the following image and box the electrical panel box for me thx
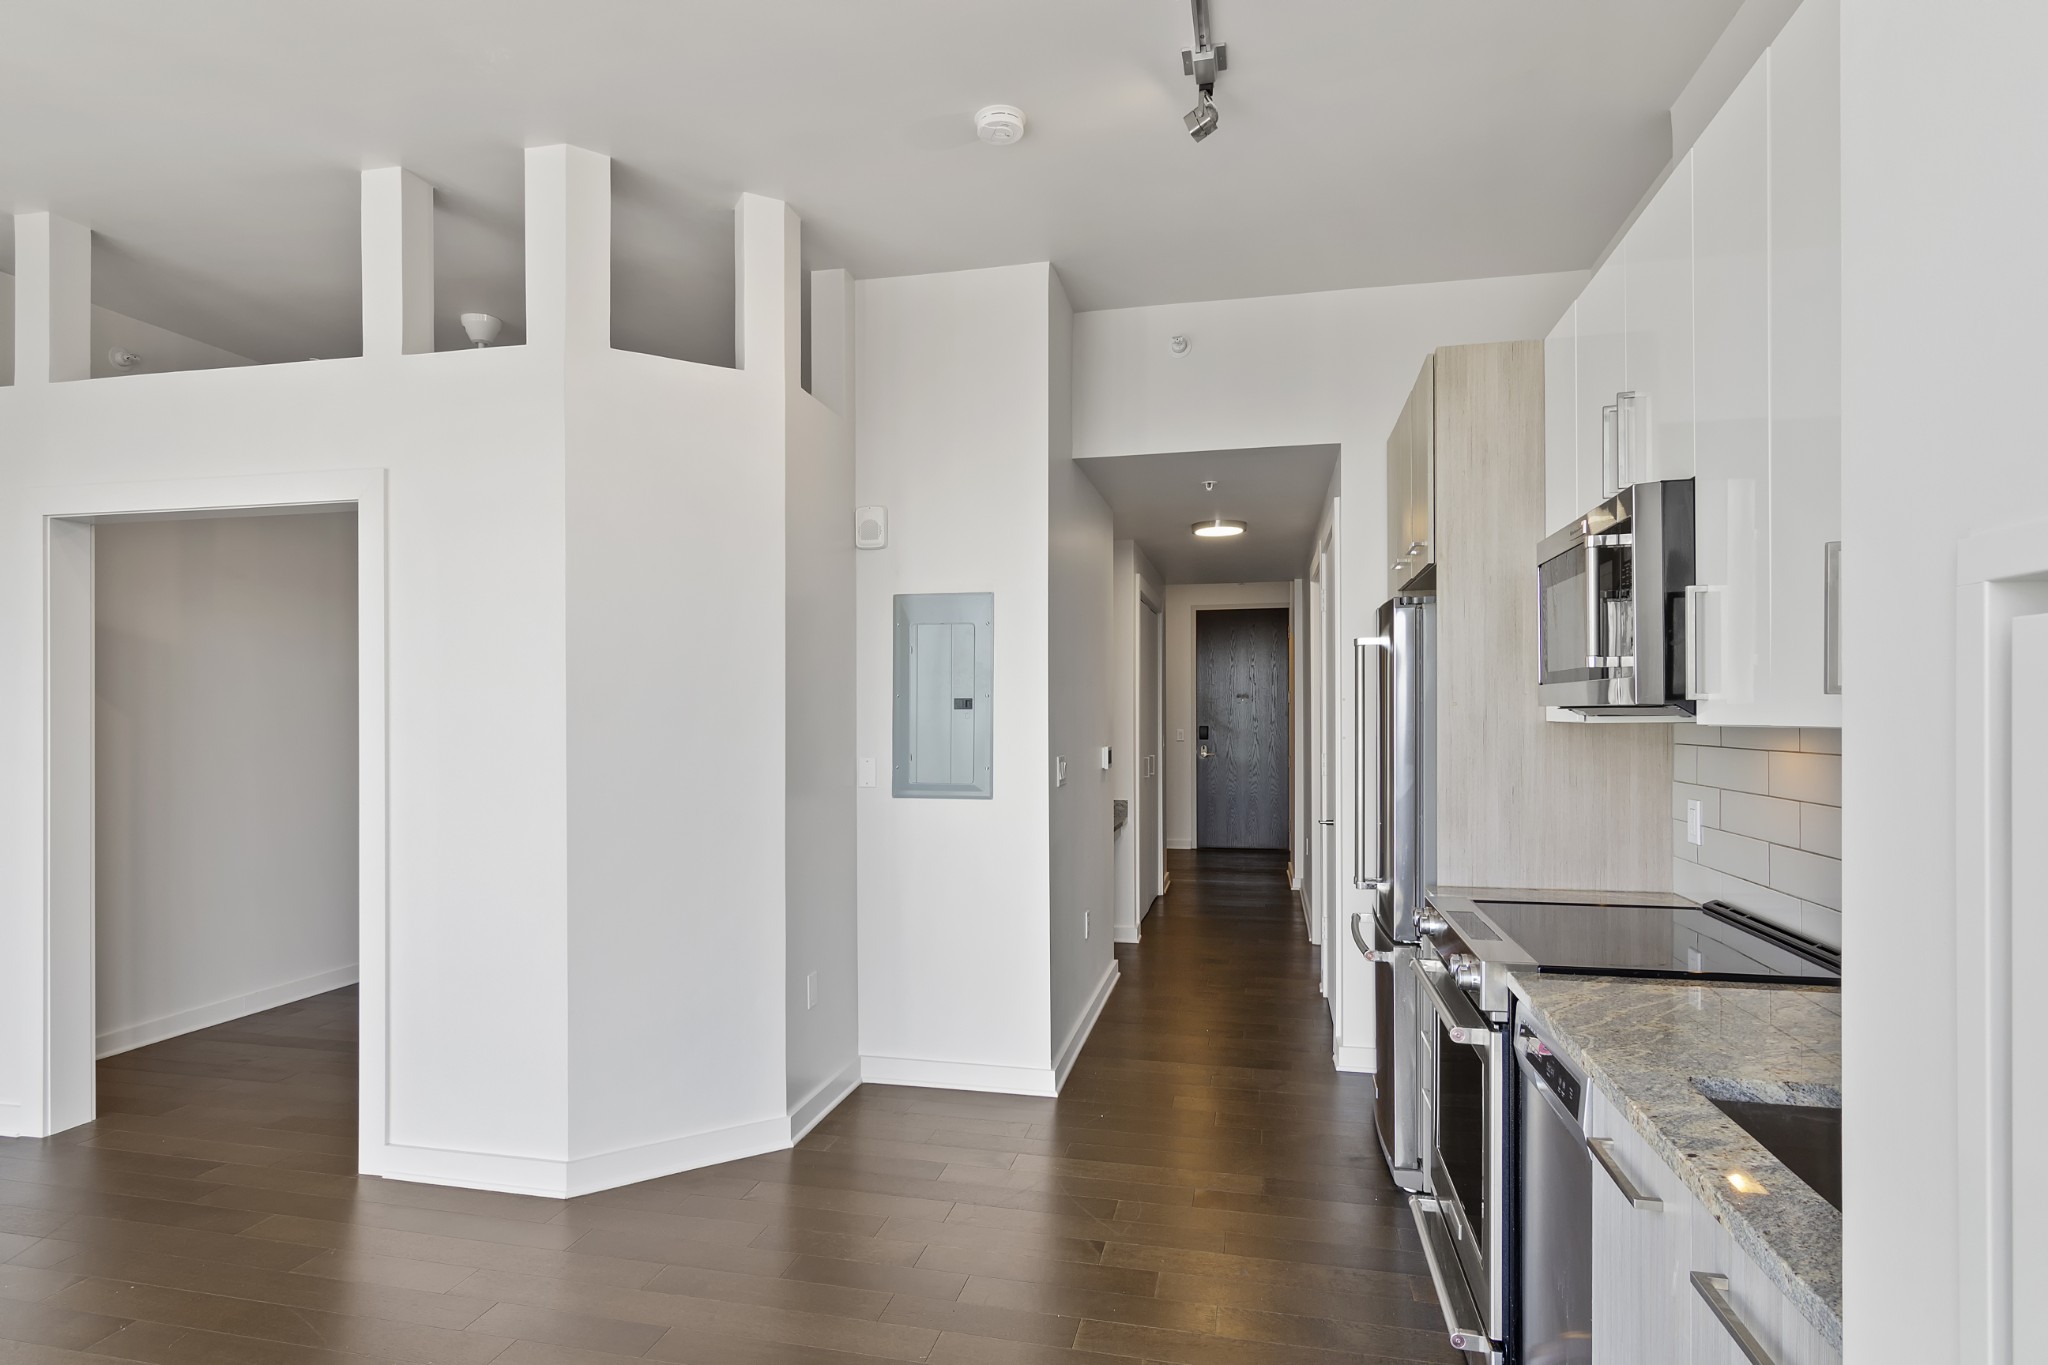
[893,592,994,798]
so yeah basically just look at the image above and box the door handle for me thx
[1600,402,1619,497]
[1823,541,1842,696]
[1615,390,1639,488]
[1683,584,1709,700]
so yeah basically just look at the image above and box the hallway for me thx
[0,851,1457,1364]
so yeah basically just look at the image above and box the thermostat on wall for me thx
[855,506,888,549]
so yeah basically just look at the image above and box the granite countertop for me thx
[1509,972,1843,1349]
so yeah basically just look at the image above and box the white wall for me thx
[95,511,359,1057]
[1046,271,1117,1079]
[1162,582,1294,850]
[786,270,859,1137]
[1111,539,1164,940]
[0,272,253,383]
[1840,3,2048,1359]
[1074,271,1585,1069]
[854,263,1058,1092]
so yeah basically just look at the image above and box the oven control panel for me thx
[1519,1026,1582,1120]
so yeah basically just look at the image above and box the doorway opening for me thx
[1192,605,1292,851]
[30,470,387,1158]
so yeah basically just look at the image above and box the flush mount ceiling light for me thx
[1192,518,1247,538]
[975,104,1027,145]
[1180,0,1227,142]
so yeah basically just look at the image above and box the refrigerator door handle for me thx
[1353,635,1387,890]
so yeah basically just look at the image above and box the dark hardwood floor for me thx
[0,849,1459,1363]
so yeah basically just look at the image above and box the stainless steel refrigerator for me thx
[1353,593,1435,1191]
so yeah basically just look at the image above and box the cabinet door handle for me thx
[1683,584,1709,700]
[1691,1271,1782,1365]
[1586,1137,1661,1209]
[1600,402,1620,498]
[1823,541,1842,696]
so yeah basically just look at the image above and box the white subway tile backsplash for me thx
[1799,728,1842,755]
[1673,743,1700,784]
[1769,751,1843,805]
[1700,827,1771,883]
[1721,727,1805,752]
[1720,791,1802,846]
[1771,845,1842,910]
[1800,803,1842,858]
[1697,746,1771,795]
[1673,725,1841,940]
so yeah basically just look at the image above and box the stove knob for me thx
[1451,955,1484,989]
[1415,907,1449,937]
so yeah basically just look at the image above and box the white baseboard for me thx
[860,1053,1058,1098]
[0,1100,25,1138]
[788,1057,862,1144]
[367,1111,794,1199]
[1052,962,1119,1092]
[98,964,361,1059]
[1334,1042,1378,1074]
[1112,926,1142,944]
[1166,837,1195,850]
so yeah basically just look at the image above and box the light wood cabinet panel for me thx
[1623,157,1696,484]
[1387,355,1434,598]
[1576,254,1627,508]
[1586,1084,1690,1364]
[1544,305,1579,535]
[1387,380,1412,598]
[1432,342,1670,892]
[1765,0,1843,726]
[1691,56,1770,718]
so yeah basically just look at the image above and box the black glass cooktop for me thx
[1465,898,1839,984]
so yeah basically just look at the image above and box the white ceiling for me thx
[0,1,1741,365]
[1078,445,1340,585]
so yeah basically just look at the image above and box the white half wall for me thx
[854,263,1056,1091]
[1046,271,1117,1078]
[1162,582,1293,850]
[94,511,359,1057]
[1840,2,2048,1359]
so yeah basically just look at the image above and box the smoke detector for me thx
[975,105,1027,145]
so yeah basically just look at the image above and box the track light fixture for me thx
[1180,0,1227,142]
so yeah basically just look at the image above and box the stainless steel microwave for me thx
[1536,479,1696,717]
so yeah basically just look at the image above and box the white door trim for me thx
[18,467,389,1172]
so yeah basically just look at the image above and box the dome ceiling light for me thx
[1193,518,1248,538]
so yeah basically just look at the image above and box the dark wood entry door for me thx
[1195,607,1290,849]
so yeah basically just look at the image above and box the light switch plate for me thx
[1175,728,1185,742]
[1687,799,1704,845]
[858,756,877,788]
[1100,746,1112,770]
[1055,756,1068,787]
[805,972,818,1009]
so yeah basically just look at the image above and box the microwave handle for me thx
[1600,402,1620,498]
[1583,538,1602,670]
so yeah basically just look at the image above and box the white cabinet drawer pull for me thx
[1586,1137,1661,1209]
[1691,1271,1781,1365]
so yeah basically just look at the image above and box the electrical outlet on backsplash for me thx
[1671,725,1842,951]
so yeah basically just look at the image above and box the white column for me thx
[808,267,855,417]
[524,145,611,355]
[360,167,434,356]
[735,194,799,387]
[13,212,91,383]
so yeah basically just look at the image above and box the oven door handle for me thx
[1409,1195,1494,1355]
[1410,957,1495,1051]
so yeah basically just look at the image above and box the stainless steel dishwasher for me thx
[1515,1013,1592,1365]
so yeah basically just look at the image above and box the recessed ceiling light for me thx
[1192,518,1247,538]
[975,105,1026,145]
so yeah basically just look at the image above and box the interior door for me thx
[1138,597,1163,918]
[1196,607,1291,849]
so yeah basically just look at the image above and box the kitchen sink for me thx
[1708,1096,1841,1209]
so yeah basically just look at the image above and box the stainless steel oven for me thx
[1536,479,1697,717]
[1409,953,1506,1360]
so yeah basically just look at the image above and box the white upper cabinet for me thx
[1544,305,1578,534]
[1765,0,1843,726]
[1623,158,1696,485]
[1575,254,1627,511]
[1691,56,1771,717]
